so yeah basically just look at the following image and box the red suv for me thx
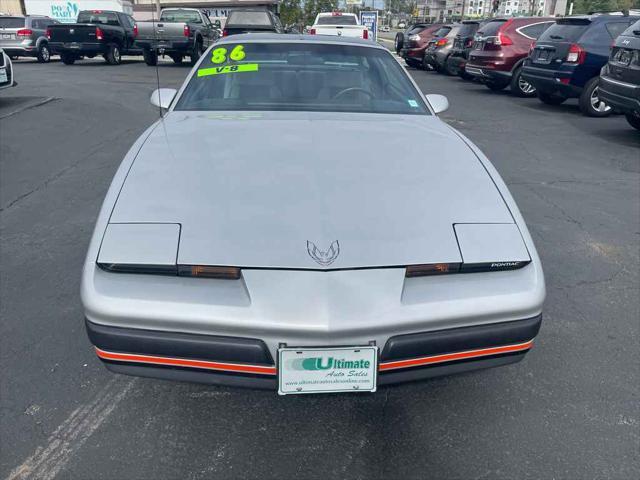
[400,23,444,69]
[465,17,555,96]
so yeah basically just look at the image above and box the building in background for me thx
[131,0,279,22]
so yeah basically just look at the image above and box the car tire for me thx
[36,43,51,63]
[395,33,403,53]
[105,44,121,65]
[405,58,419,69]
[60,53,76,65]
[190,40,203,66]
[442,56,456,76]
[510,67,536,97]
[625,112,640,131]
[143,49,158,66]
[579,77,612,117]
[486,80,508,91]
[170,54,183,65]
[537,91,567,105]
[421,54,431,71]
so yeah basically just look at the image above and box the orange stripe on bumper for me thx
[378,340,534,372]
[95,347,277,376]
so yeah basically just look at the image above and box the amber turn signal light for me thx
[178,265,241,280]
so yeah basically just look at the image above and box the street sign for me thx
[359,11,378,41]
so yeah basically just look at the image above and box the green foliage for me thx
[280,0,303,25]
[302,0,340,25]
[570,0,640,13]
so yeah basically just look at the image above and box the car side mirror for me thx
[150,88,177,110]
[425,94,449,114]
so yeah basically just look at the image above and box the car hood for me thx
[110,111,514,269]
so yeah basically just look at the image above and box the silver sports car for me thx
[81,35,545,395]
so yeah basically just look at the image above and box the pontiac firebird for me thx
[81,35,545,395]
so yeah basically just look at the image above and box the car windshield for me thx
[175,42,429,115]
[537,21,589,42]
[0,17,25,28]
[226,11,271,26]
[160,10,202,23]
[77,12,119,26]
[316,15,358,26]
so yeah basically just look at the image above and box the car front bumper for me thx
[599,74,640,114]
[87,314,542,389]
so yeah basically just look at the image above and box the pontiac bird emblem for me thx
[307,240,340,266]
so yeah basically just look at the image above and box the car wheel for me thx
[579,77,612,117]
[442,56,456,76]
[170,54,183,65]
[105,44,121,65]
[421,54,431,71]
[537,91,566,105]
[510,68,536,97]
[36,43,51,63]
[143,49,158,66]
[405,58,419,69]
[395,33,403,53]
[625,112,640,131]
[486,80,508,91]
[60,53,76,65]
[190,40,203,66]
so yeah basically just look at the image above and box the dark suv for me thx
[0,15,58,62]
[400,23,444,69]
[466,17,555,97]
[446,20,485,78]
[523,14,639,116]
[599,19,640,130]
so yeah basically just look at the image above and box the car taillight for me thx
[497,31,513,46]
[363,29,368,40]
[17,29,33,37]
[435,38,447,47]
[133,23,138,37]
[309,28,316,35]
[528,42,535,56]
[184,25,190,37]
[95,27,104,40]
[222,28,228,37]
[566,43,585,64]
[46,28,52,39]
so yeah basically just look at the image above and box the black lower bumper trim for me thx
[381,315,541,362]
[86,318,274,365]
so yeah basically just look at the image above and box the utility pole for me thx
[461,0,465,20]
[155,0,162,19]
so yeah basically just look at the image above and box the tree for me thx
[281,0,303,25]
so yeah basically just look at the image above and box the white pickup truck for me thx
[309,12,369,40]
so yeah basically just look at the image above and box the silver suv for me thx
[0,15,59,62]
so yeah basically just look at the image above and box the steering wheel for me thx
[332,87,374,100]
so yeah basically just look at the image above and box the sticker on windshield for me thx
[197,63,259,77]
[211,45,246,64]
[408,100,419,108]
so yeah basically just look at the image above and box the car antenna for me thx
[151,6,163,119]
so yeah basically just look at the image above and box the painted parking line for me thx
[6,378,136,480]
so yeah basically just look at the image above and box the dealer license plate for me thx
[278,346,378,395]
[2,33,15,39]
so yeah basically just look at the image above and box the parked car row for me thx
[398,14,640,130]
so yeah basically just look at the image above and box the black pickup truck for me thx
[47,10,140,65]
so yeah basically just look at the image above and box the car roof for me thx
[216,33,386,49]
[562,14,640,22]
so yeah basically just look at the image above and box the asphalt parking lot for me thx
[1,54,638,480]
